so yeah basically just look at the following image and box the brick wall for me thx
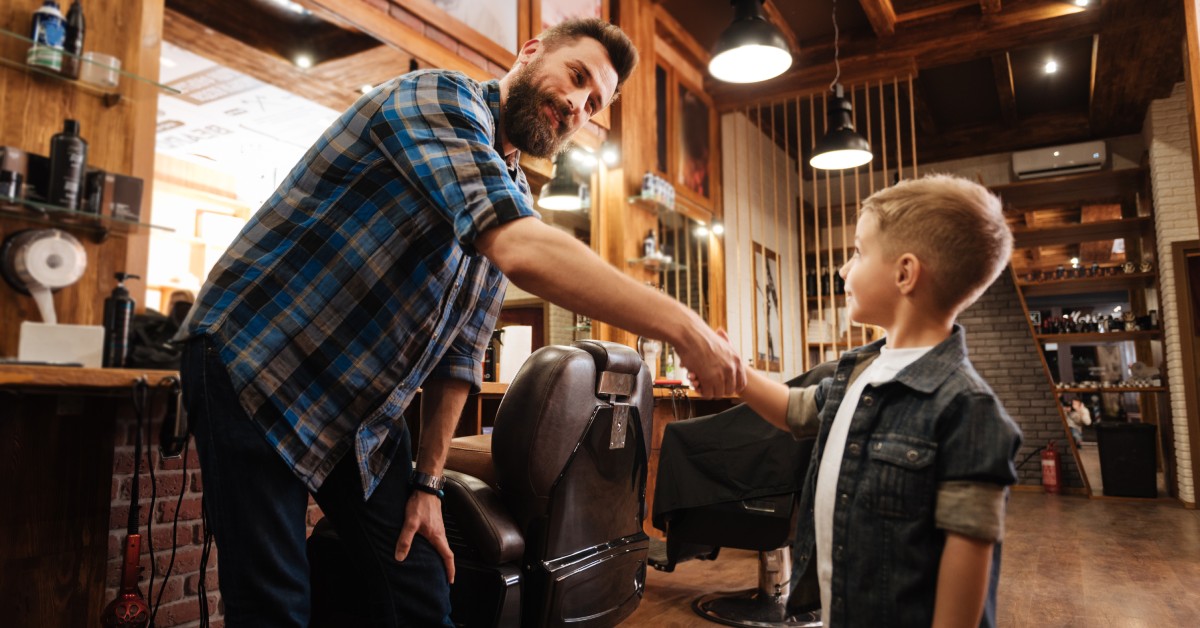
[1146,81,1199,504]
[959,270,1085,489]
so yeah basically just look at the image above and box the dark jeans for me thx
[180,335,452,627]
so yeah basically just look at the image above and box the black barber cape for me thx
[651,361,838,531]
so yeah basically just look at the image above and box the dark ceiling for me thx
[666,0,1184,165]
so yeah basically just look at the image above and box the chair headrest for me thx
[572,340,642,398]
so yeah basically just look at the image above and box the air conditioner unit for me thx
[1011,141,1106,179]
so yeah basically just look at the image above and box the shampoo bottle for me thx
[102,272,139,368]
[61,0,85,79]
[48,119,88,210]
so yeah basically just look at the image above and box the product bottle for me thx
[61,0,85,79]
[48,119,88,210]
[643,229,656,259]
[103,272,139,368]
[27,1,66,72]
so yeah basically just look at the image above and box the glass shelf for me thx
[627,255,687,272]
[627,196,690,229]
[0,27,181,99]
[1,195,173,235]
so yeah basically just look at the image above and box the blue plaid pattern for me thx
[177,71,539,497]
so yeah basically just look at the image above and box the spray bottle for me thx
[102,272,139,368]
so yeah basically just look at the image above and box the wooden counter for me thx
[0,364,178,389]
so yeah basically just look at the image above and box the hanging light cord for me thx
[830,0,841,91]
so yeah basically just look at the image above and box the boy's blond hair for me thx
[860,174,1012,313]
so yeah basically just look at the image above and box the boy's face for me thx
[840,213,899,328]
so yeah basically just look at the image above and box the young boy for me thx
[735,174,1023,627]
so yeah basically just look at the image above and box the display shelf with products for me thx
[1000,168,1173,500]
[0,27,180,105]
[1,194,172,240]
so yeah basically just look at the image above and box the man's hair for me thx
[860,174,1013,314]
[538,18,638,91]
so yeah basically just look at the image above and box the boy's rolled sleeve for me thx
[935,391,1023,543]
[785,380,829,439]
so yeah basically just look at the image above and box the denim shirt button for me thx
[847,443,860,455]
[839,492,848,505]
[906,449,919,461]
[872,442,882,451]
[862,395,874,406]
[836,373,847,381]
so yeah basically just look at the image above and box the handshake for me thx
[669,326,746,399]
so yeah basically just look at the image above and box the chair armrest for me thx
[442,469,525,566]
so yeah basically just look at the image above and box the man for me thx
[176,18,744,627]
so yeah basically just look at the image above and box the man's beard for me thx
[504,59,571,159]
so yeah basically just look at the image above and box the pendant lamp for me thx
[810,0,873,170]
[709,0,793,84]
[538,152,585,211]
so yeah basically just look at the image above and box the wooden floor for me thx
[625,491,1200,626]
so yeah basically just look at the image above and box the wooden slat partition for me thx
[727,73,917,372]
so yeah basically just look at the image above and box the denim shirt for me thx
[790,325,1022,627]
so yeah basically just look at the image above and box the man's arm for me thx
[393,377,468,583]
[931,532,993,628]
[475,216,744,398]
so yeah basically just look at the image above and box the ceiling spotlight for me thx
[360,84,373,94]
[712,222,725,236]
[295,54,313,69]
[708,0,793,83]
[1044,60,1058,74]
[1074,0,1090,6]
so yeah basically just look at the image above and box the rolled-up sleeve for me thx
[785,384,824,439]
[429,269,508,392]
[371,71,539,253]
[935,392,1023,542]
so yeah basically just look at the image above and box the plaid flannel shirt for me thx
[177,71,539,498]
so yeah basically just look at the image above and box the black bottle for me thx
[805,267,817,297]
[103,272,139,368]
[47,119,87,210]
[61,1,84,79]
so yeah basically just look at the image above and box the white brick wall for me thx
[1147,82,1199,504]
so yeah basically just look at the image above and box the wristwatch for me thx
[411,471,446,495]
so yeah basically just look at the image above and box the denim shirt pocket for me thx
[866,434,937,519]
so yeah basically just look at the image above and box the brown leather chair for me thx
[445,339,654,627]
[308,340,653,627]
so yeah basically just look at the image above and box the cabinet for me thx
[997,168,1172,498]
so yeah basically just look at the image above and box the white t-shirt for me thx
[816,344,932,622]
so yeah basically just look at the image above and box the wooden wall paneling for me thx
[0,0,165,356]
[1186,0,1200,232]
[1171,240,1200,508]
[796,95,808,371]
[893,75,903,181]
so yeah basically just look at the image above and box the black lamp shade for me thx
[709,0,793,83]
[538,154,584,211]
[810,87,874,170]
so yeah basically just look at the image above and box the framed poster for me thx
[753,242,783,372]
[677,80,711,199]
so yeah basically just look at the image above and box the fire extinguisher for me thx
[1041,440,1061,494]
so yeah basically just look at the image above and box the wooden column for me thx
[1185,0,1200,230]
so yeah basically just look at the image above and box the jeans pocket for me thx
[866,435,936,518]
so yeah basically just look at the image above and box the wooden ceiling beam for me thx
[980,0,1002,15]
[763,0,800,54]
[858,0,898,38]
[163,9,402,112]
[1089,1,1184,137]
[918,111,1092,164]
[710,1,1101,109]
[714,57,919,112]
[992,52,1017,127]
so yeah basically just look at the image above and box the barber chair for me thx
[650,362,837,627]
[308,340,653,627]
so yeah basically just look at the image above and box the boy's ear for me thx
[895,253,920,295]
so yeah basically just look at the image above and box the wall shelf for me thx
[1035,330,1162,343]
[0,27,180,106]
[1010,216,1153,248]
[1,195,173,241]
[1016,272,1156,297]
[1056,386,1167,394]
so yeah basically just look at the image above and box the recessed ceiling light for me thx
[295,54,312,69]
[1044,60,1058,74]
[1074,0,1090,7]
[1053,151,1061,157]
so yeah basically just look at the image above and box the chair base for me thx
[692,589,822,627]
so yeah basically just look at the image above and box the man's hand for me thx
[678,327,745,398]
[395,490,456,584]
